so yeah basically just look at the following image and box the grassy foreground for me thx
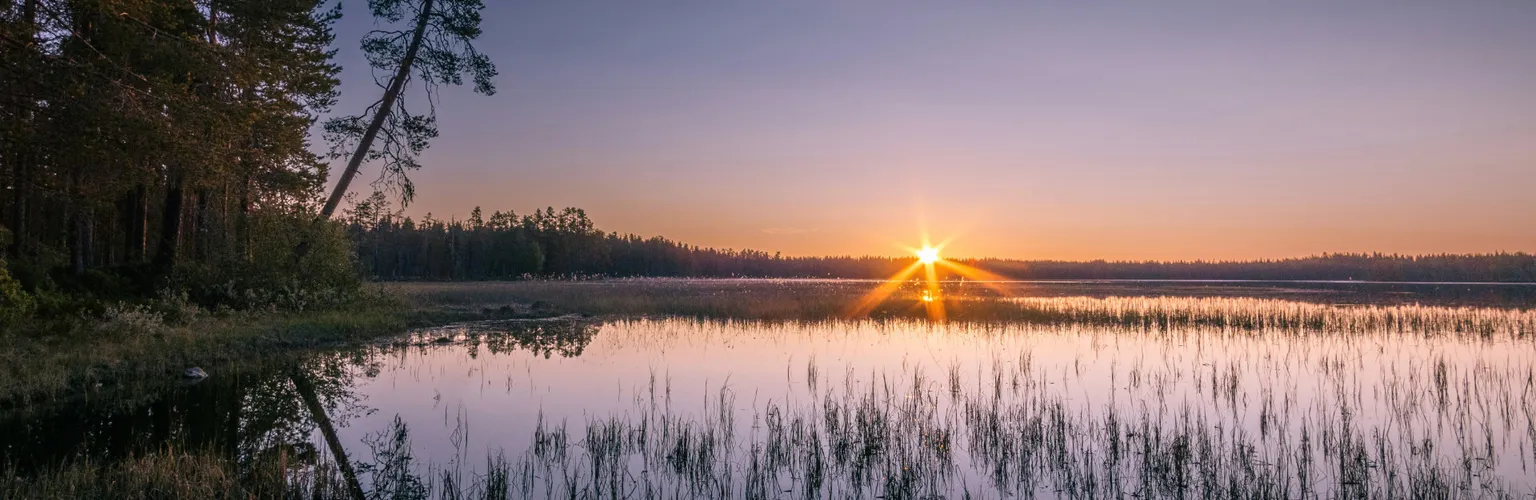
[0,285,557,410]
[1,448,294,500]
[0,283,551,499]
[1,303,396,407]
[6,280,1534,499]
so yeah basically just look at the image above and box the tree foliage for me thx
[320,0,495,213]
[0,0,350,312]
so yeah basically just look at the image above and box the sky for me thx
[324,1,1536,261]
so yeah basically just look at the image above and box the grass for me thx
[1001,295,1536,338]
[5,280,1536,498]
[0,298,398,410]
[395,280,1536,336]
[195,315,1533,498]
[0,447,294,499]
[391,279,865,319]
[388,317,1535,498]
[0,284,562,410]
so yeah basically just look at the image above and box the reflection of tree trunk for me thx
[289,368,365,500]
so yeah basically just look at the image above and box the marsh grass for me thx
[0,447,293,499]
[1007,295,1536,337]
[393,279,866,319]
[279,314,1536,499]
[397,280,1536,337]
[0,301,414,410]
[278,326,1535,498]
[0,283,571,409]
[7,281,1536,499]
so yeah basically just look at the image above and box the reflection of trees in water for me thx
[0,319,599,497]
[442,319,601,359]
[0,350,376,479]
[289,364,368,499]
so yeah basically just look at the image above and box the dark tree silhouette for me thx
[318,0,496,220]
[341,202,1536,283]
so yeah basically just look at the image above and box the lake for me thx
[5,279,1535,498]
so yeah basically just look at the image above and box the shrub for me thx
[95,303,167,338]
[0,256,35,325]
[172,212,362,312]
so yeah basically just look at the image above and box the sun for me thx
[917,246,941,264]
[847,233,1013,321]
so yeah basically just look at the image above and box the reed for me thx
[288,316,1536,498]
[397,280,1536,338]
[8,281,1535,499]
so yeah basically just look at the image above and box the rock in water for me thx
[184,367,209,380]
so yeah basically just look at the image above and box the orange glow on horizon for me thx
[847,226,1031,321]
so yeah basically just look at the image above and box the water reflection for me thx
[5,308,1536,498]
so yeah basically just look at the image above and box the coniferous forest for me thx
[2,0,353,310]
[1,0,1533,329]
[2,2,1535,499]
[342,194,1536,283]
[0,0,493,319]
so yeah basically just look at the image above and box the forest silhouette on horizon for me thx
[341,193,1536,283]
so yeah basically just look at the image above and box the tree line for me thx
[344,198,1536,283]
[1,0,1530,323]
[0,0,493,318]
[3,0,343,274]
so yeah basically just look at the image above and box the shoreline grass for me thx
[397,280,1536,336]
[1,447,295,500]
[8,279,1529,410]
[5,280,1534,498]
[0,285,562,410]
[19,315,1528,499]
[0,298,405,410]
[310,318,1536,498]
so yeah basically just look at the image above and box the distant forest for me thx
[343,197,1536,283]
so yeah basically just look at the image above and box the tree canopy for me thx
[1,0,350,305]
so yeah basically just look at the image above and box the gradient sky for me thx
[325,1,1536,260]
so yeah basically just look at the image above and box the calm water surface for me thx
[5,286,1536,498]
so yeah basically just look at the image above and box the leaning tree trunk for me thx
[317,0,434,221]
[294,0,433,262]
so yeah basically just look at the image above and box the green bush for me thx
[0,256,35,325]
[94,303,168,338]
[1,212,365,325]
[173,212,362,312]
